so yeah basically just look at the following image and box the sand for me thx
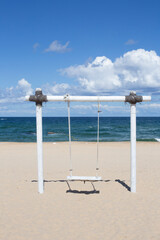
[1,142,160,240]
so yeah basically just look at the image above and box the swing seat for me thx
[67,176,102,181]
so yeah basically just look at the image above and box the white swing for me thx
[67,100,102,181]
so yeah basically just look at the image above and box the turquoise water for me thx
[0,117,160,142]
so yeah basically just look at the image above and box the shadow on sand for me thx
[31,179,130,193]
[32,179,101,194]
[115,179,130,192]
[66,181,100,194]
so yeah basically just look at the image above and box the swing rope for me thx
[96,102,101,177]
[67,101,73,177]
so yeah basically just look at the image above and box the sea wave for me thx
[0,117,160,142]
[155,138,160,142]
[137,138,157,142]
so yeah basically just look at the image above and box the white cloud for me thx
[0,106,7,109]
[0,79,33,105]
[61,56,121,92]
[0,79,35,116]
[72,104,93,110]
[115,49,160,88]
[125,39,137,45]
[71,103,129,113]
[33,42,40,50]
[98,104,128,111]
[51,83,70,94]
[45,40,71,53]
[0,98,10,103]
[16,78,33,96]
[61,49,160,94]
[139,103,160,109]
[44,83,71,95]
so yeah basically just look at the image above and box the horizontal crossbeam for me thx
[25,95,151,102]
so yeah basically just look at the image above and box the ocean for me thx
[0,117,160,142]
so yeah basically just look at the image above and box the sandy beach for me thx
[1,142,160,240]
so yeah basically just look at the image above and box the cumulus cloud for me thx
[61,56,121,92]
[43,82,91,96]
[51,83,70,94]
[0,79,33,104]
[43,83,71,95]
[115,49,160,88]
[45,40,71,53]
[61,49,160,94]
[16,78,33,96]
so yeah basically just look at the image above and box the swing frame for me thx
[25,89,151,194]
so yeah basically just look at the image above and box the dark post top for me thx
[29,88,48,106]
[125,91,142,104]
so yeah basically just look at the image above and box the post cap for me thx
[125,91,142,104]
[29,89,48,106]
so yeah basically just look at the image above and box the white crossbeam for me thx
[25,95,151,102]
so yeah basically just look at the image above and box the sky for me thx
[1,0,160,117]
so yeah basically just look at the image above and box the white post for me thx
[36,103,44,194]
[130,104,136,193]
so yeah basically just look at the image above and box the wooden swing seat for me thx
[67,176,102,181]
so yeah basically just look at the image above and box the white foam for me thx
[155,138,160,142]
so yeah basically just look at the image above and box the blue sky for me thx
[0,0,160,116]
